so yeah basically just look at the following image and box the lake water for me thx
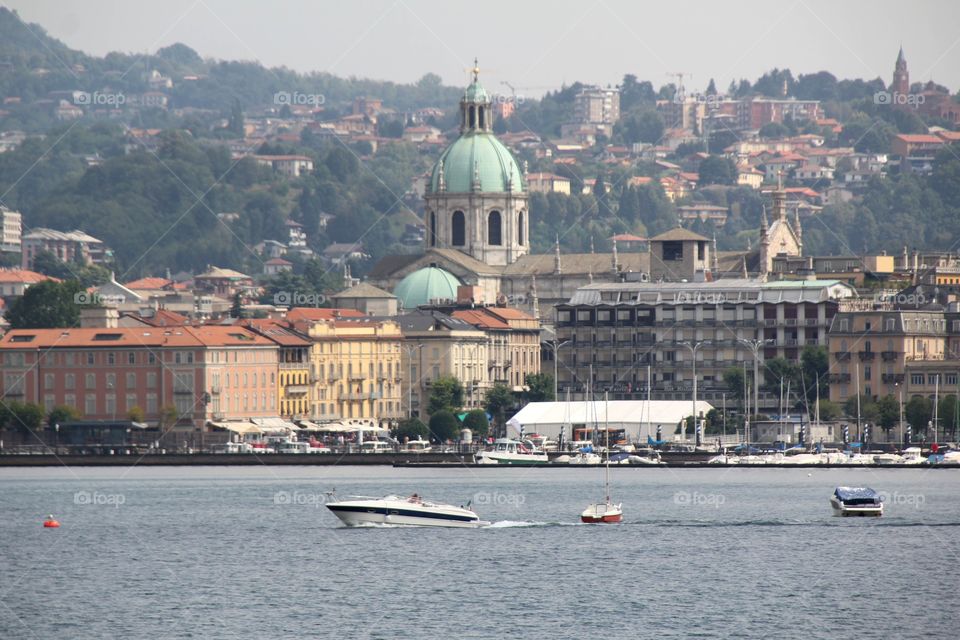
[1,465,958,639]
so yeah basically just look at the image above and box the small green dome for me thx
[394,267,461,308]
[430,132,525,194]
[464,80,488,103]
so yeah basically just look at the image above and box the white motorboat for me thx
[401,438,432,453]
[899,447,926,465]
[627,452,664,465]
[872,452,902,465]
[524,433,557,452]
[474,439,549,465]
[845,452,875,465]
[830,487,883,517]
[567,452,602,465]
[326,494,489,528]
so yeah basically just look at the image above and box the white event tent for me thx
[506,400,715,443]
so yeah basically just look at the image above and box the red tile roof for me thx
[451,309,510,330]
[0,269,59,284]
[0,326,273,349]
[124,277,174,290]
[243,319,311,346]
[895,134,943,144]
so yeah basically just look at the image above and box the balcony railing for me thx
[834,352,851,362]
[881,351,898,361]
[829,373,852,383]
[858,351,876,361]
[881,373,905,384]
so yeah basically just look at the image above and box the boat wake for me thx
[486,520,583,528]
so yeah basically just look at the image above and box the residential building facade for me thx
[554,280,854,407]
[0,326,278,430]
[292,315,404,425]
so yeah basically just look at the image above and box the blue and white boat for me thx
[326,494,489,528]
[830,487,883,517]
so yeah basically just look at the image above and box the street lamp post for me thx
[895,382,904,448]
[545,339,571,399]
[679,340,711,443]
[402,343,424,420]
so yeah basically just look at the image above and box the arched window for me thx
[517,211,525,246]
[488,210,502,245]
[478,106,485,130]
[429,211,437,247]
[452,210,466,246]
[469,106,476,129]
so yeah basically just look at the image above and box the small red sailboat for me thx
[580,391,622,524]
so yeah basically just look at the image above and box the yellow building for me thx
[290,310,404,427]
[246,320,312,420]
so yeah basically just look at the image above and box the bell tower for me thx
[892,46,909,100]
[423,60,528,266]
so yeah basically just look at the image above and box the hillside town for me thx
[2,23,960,453]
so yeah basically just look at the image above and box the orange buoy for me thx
[43,515,60,528]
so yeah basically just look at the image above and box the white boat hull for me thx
[327,496,489,528]
[830,496,883,517]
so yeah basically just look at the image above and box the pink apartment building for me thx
[0,326,279,430]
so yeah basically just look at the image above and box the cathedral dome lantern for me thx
[424,59,528,267]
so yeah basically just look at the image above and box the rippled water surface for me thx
[1,465,958,639]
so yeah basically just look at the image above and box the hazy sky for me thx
[9,0,960,95]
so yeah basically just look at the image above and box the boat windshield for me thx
[834,487,880,504]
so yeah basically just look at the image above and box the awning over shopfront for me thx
[251,417,299,433]
[208,421,262,435]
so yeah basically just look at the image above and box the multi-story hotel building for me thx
[0,326,279,430]
[554,279,855,408]
[290,313,404,426]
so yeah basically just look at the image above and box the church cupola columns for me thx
[460,59,493,134]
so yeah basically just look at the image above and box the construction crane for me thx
[500,81,556,102]
[665,71,692,101]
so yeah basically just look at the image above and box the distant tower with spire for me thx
[891,45,910,104]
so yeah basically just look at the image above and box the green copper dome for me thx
[394,267,461,308]
[430,132,525,194]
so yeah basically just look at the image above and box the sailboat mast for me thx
[855,360,861,442]
[604,391,610,502]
